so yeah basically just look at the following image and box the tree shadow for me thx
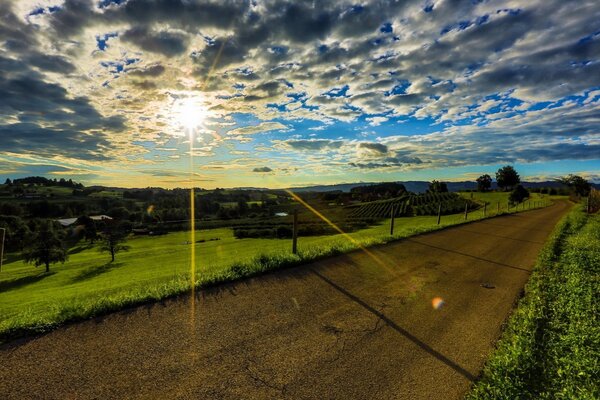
[70,262,123,283]
[68,243,94,255]
[0,272,56,293]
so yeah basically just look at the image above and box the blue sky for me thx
[1,0,599,188]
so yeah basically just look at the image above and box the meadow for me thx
[0,192,553,342]
[467,204,599,399]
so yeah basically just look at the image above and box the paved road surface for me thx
[0,201,570,399]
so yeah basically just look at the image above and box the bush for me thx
[509,184,529,204]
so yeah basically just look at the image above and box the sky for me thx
[0,0,599,189]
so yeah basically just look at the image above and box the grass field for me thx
[0,192,557,342]
[467,205,599,399]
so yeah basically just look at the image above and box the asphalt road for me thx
[0,201,570,400]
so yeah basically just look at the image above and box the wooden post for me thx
[0,227,5,273]
[464,202,468,220]
[292,209,298,254]
[437,203,441,225]
[586,196,592,214]
[390,205,395,235]
[483,202,487,217]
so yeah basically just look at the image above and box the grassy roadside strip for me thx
[467,205,599,399]
[0,199,556,344]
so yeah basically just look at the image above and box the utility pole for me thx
[0,227,5,273]
[292,209,298,254]
[390,205,395,235]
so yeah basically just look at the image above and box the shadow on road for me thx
[310,269,477,382]
[406,239,531,273]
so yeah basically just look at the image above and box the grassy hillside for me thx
[467,205,599,399]
[0,196,555,342]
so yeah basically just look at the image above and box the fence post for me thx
[0,227,5,273]
[437,203,441,225]
[390,204,395,236]
[497,202,500,214]
[464,202,468,220]
[483,202,487,217]
[292,209,298,254]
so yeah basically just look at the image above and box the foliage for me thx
[428,180,448,193]
[22,221,68,273]
[509,184,530,204]
[98,222,130,262]
[496,165,520,190]
[350,182,407,201]
[556,174,592,197]
[349,192,477,218]
[468,207,599,399]
[476,174,492,192]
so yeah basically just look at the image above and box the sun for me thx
[174,96,206,131]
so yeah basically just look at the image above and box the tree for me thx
[99,222,130,262]
[76,216,98,244]
[428,180,448,193]
[23,221,67,273]
[509,185,529,204]
[496,165,520,190]
[4,178,11,185]
[556,174,591,197]
[476,174,492,192]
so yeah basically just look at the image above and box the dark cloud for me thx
[252,166,273,173]
[127,64,165,77]
[281,139,345,151]
[0,123,113,161]
[121,27,188,56]
[358,142,388,153]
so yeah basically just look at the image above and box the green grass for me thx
[0,199,555,343]
[467,205,599,399]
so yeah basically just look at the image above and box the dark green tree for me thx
[99,222,130,262]
[556,174,591,197]
[23,221,67,273]
[509,185,529,204]
[76,216,98,244]
[428,180,448,193]
[476,174,492,192]
[496,165,520,190]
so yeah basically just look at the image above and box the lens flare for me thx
[432,297,445,310]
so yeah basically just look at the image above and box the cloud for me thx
[276,139,345,152]
[121,27,189,56]
[1,0,598,185]
[252,166,272,173]
[226,121,288,136]
[127,64,165,77]
[358,142,388,154]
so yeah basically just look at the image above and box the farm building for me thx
[56,215,112,227]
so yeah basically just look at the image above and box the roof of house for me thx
[56,215,113,227]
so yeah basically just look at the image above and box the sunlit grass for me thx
[0,196,557,342]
